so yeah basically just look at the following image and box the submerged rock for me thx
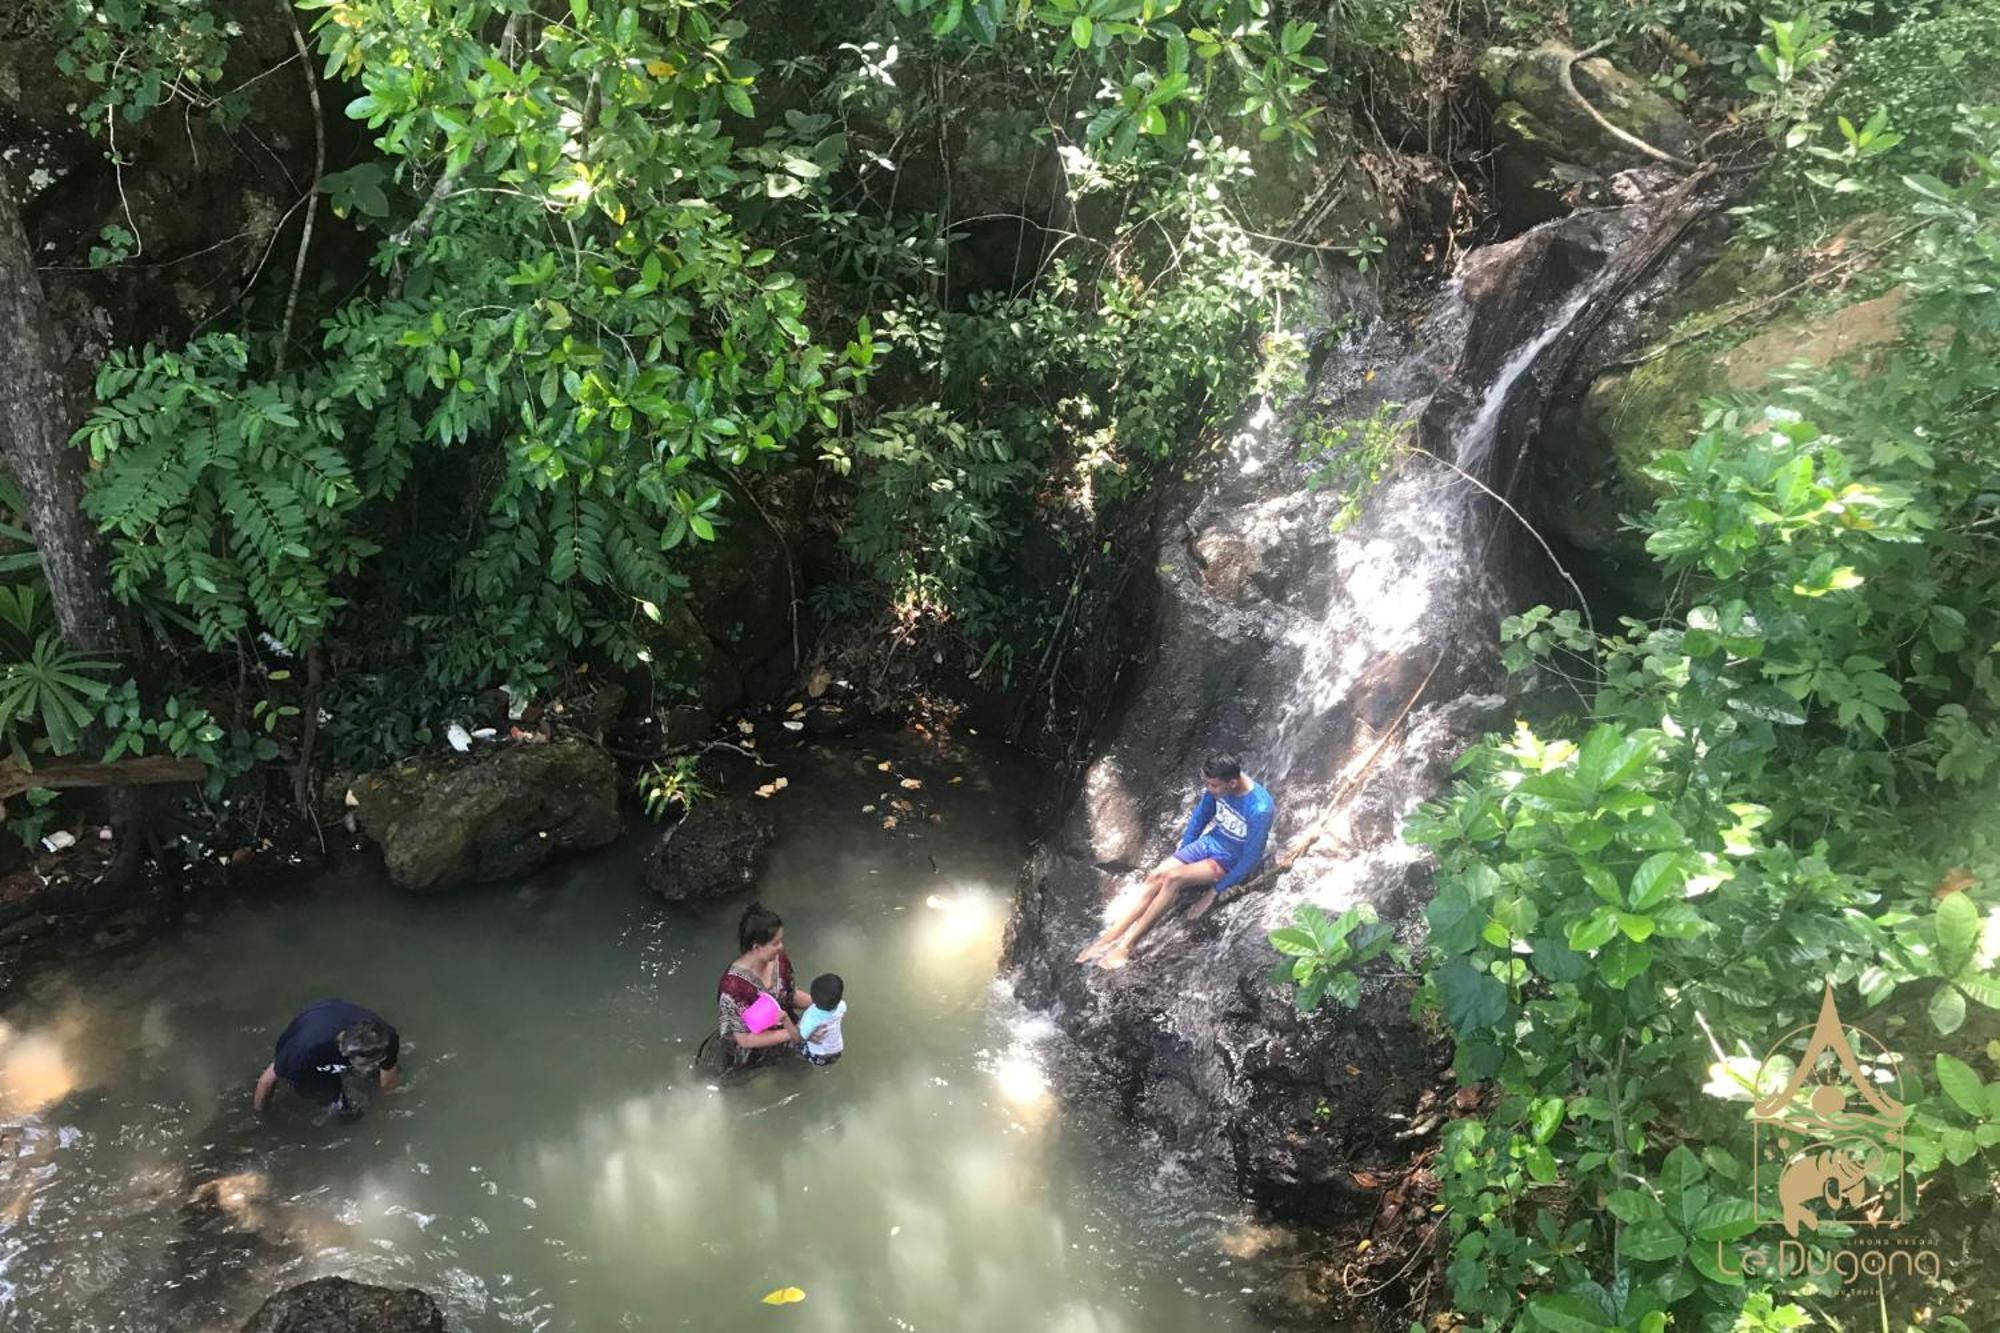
[644,799,776,901]
[239,1277,444,1333]
[351,740,621,891]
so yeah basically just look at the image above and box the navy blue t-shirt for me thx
[273,999,399,1104]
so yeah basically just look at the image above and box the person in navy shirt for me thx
[253,999,401,1118]
[1077,754,1275,969]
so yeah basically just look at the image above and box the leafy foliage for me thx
[1267,901,1402,1010]
[1383,105,2000,1331]
[0,633,114,762]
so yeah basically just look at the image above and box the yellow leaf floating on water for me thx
[760,1286,805,1306]
[881,815,898,830]
[876,761,893,772]
[899,778,923,790]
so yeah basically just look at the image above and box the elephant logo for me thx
[1750,985,1909,1234]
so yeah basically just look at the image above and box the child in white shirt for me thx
[798,973,845,1067]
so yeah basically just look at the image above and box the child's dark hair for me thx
[738,901,783,952]
[810,973,843,1009]
[1202,753,1243,782]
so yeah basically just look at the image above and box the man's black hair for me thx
[810,973,844,1009]
[738,900,783,952]
[337,1018,393,1070]
[1201,754,1243,782]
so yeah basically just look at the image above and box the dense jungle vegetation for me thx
[2,0,1999,1330]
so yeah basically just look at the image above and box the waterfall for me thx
[1005,175,1710,1228]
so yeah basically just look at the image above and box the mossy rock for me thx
[1478,42,1691,167]
[1585,257,1910,490]
[350,739,620,891]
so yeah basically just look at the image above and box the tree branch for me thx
[275,0,325,374]
[1562,40,1695,171]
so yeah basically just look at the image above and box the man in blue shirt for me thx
[1077,754,1275,970]
[253,999,401,1119]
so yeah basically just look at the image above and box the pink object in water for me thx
[742,993,784,1034]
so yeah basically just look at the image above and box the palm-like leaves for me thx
[0,632,114,760]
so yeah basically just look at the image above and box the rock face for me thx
[350,740,621,891]
[1478,42,1691,227]
[240,1278,444,1333]
[644,798,776,901]
[1004,186,1709,1222]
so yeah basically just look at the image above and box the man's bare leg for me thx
[1098,859,1222,969]
[1078,869,1172,962]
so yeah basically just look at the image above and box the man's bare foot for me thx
[1096,946,1132,970]
[1076,938,1111,964]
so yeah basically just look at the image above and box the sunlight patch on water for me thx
[0,1023,75,1116]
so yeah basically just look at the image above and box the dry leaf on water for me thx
[881,816,898,830]
[761,1287,805,1306]
[899,778,923,790]
[876,761,893,772]
[787,701,805,714]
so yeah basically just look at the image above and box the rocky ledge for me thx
[348,738,622,891]
[240,1277,444,1333]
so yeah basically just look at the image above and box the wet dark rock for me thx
[350,740,621,891]
[797,704,863,739]
[644,798,776,901]
[1006,183,1710,1223]
[662,704,715,747]
[239,1277,445,1333]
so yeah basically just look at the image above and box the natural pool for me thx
[0,737,1285,1331]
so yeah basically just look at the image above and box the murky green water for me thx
[0,738,1276,1331]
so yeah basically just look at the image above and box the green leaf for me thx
[1526,1294,1611,1332]
[1437,959,1508,1033]
[1270,926,1319,957]
[1600,937,1654,989]
[1727,686,1808,726]
[1071,15,1092,47]
[1627,852,1683,911]
[1936,1053,1986,1117]
[1425,883,1484,955]
[1621,1218,1687,1262]
[1929,983,1968,1036]
[1566,909,1620,953]
[1936,890,1979,979]
[1530,1096,1565,1145]
[1691,1197,1757,1242]
[1606,1188,1662,1223]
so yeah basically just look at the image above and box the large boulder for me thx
[240,1277,444,1333]
[1478,42,1691,227]
[643,798,775,901]
[350,740,621,891]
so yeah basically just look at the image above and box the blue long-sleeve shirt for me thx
[1179,780,1275,895]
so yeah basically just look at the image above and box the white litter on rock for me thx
[41,831,76,853]
[446,723,472,752]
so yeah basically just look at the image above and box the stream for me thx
[0,736,1287,1331]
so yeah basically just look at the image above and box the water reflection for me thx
[0,741,1280,1331]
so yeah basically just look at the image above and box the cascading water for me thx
[1004,174,1715,1239]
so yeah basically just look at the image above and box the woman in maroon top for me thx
[716,901,813,1067]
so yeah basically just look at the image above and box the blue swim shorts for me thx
[1174,836,1236,879]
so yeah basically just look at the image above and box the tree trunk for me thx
[0,176,123,656]
[0,173,146,890]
